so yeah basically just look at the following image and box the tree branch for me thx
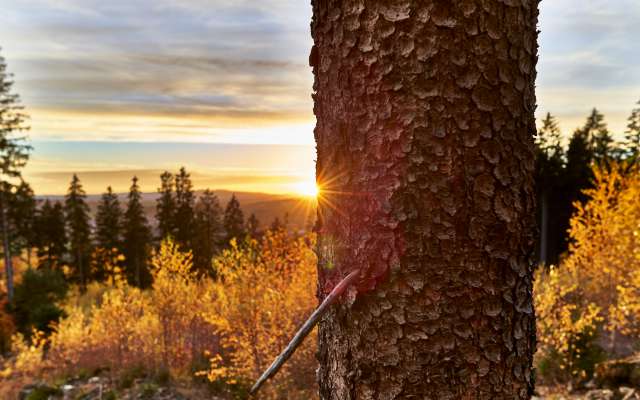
[250,269,360,396]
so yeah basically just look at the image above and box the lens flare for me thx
[296,180,319,197]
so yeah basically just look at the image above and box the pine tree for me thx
[174,167,195,249]
[35,200,67,269]
[123,176,152,288]
[94,186,123,281]
[246,213,260,238]
[626,100,640,164]
[156,171,175,241]
[193,189,223,274]
[64,174,92,289]
[0,49,32,301]
[223,194,244,244]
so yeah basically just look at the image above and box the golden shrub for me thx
[0,233,319,398]
[535,164,640,382]
[202,229,318,399]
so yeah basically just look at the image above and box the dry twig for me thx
[250,269,360,396]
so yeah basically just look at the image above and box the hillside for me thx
[41,190,317,232]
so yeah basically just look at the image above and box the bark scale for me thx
[312,1,538,398]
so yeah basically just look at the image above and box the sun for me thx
[296,180,320,197]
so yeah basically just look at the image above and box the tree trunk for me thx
[0,196,14,302]
[311,1,538,399]
[539,190,548,265]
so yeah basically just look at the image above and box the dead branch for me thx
[250,269,360,396]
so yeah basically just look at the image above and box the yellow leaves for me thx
[535,163,640,383]
[2,232,319,398]
[0,330,50,381]
[202,230,318,399]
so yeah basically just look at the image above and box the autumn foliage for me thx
[0,231,318,399]
[535,164,640,384]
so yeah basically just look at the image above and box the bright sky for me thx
[0,0,638,194]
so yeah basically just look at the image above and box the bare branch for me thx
[250,269,360,396]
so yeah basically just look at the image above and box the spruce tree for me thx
[123,176,152,288]
[64,174,92,289]
[8,181,37,266]
[626,100,640,164]
[246,213,260,238]
[584,108,615,163]
[35,200,67,269]
[270,216,283,232]
[174,167,195,249]
[95,186,123,251]
[193,189,223,274]
[0,49,32,301]
[223,194,244,244]
[535,113,566,265]
[156,171,175,241]
[94,186,123,281]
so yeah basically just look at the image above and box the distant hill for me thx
[40,190,317,232]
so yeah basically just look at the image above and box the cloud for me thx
[0,0,314,142]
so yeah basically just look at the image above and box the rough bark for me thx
[311,1,538,399]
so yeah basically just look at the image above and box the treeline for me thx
[22,168,273,290]
[535,104,640,265]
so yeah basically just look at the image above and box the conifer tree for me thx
[8,181,37,267]
[95,186,123,280]
[626,100,640,164]
[535,113,565,265]
[246,213,260,238]
[223,194,244,244]
[584,108,615,163]
[64,174,92,289]
[0,49,32,301]
[95,186,123,251]
[174,167,195,249]
[35,200,67,269]
[123,176,152,287]
[193,189,223,274]
[270,216,283,232]
[156,171,175,241]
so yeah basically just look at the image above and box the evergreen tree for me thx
[8,181,37,267]
[174,167,195,249]
[95,186,123,251]
[155,171,175,241]
[123,176,152,288]
[246,213,260,238]
[64,174,92,289]
[0,49,32,301]
[535,113,565,265]
[567,128,594,201]
[270,216,283,232]
[223,194,244,244]
[94,186,123,280]
[626,100,640,164]
[193,189,223,274]
[35,200,67,269]
[584,108,615,163]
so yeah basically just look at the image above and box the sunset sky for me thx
[0,0,639,194]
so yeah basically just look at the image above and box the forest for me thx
[1,1,640,399]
